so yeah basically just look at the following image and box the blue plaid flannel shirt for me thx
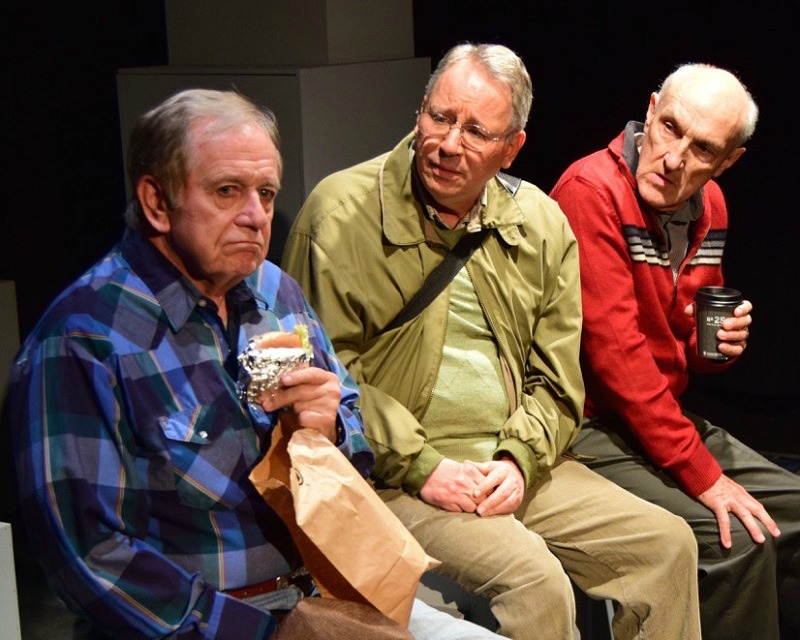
[8,229,374,639]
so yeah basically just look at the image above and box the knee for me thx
[488,557,576,637]
[502,553,576,602]
[703,517,778,563]
[736,519,778,556]
[652,509,699,565]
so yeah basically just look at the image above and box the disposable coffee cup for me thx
[694,286,743,361]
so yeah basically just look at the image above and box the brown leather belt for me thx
[225,567,313,600]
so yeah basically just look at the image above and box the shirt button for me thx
[198,299,207,307]
[198,430,208,439]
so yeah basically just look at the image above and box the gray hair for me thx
[124,88,281,229]
[425,43,533,133]
[658,63,759,145]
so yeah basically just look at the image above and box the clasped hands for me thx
[419,456,525,516]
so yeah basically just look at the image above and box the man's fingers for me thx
[715,509,732,549]
[477,485,518,517]
[735,510,766,544]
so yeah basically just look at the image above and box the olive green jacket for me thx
[281,133,584,495]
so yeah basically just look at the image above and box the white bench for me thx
[0,522,23,640]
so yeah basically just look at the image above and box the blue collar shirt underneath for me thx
[8,228,374,639]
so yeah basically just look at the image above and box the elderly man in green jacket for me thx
[282,42,701,640]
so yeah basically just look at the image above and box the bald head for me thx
[657,64,758,145]
[636,63,757,211]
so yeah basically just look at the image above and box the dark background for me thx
[3,0,797,477]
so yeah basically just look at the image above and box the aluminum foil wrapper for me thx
[238,343,312,404]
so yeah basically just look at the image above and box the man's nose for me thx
[239,191,270,228]
[439,125,464,153]
[664,140,689,171]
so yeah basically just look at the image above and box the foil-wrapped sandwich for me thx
[238,325,312,404]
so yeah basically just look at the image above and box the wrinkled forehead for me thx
[427,61,514,125]
[658,73,747,140]
[188,117,283,178]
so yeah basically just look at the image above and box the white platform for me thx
[0,522,22,640]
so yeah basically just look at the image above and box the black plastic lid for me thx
[695,286,743,305]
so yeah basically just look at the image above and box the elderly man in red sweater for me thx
[551,63,799,640]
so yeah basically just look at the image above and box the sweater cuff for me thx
[496,438,540,488]
[402,444,445,496]
[668,443,723,497]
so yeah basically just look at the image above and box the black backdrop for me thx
[3,1,797,459]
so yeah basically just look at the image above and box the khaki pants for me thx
[380,457,701,640]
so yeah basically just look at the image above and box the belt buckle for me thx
[282,566,314,596]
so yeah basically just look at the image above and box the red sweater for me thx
[550,127,736,497]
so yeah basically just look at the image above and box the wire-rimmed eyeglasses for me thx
[415,108,510,152]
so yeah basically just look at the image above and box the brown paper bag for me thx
[249,424,439,627]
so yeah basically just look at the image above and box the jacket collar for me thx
[378,132,525,248]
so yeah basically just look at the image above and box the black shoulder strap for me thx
[378,172,520,335]
[380,227,489,334]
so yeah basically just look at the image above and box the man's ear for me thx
[644,92,659,131]
[500,130,526,169]
[136,176,171,233]
[713,147,746,178]
[413,96,428,136]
